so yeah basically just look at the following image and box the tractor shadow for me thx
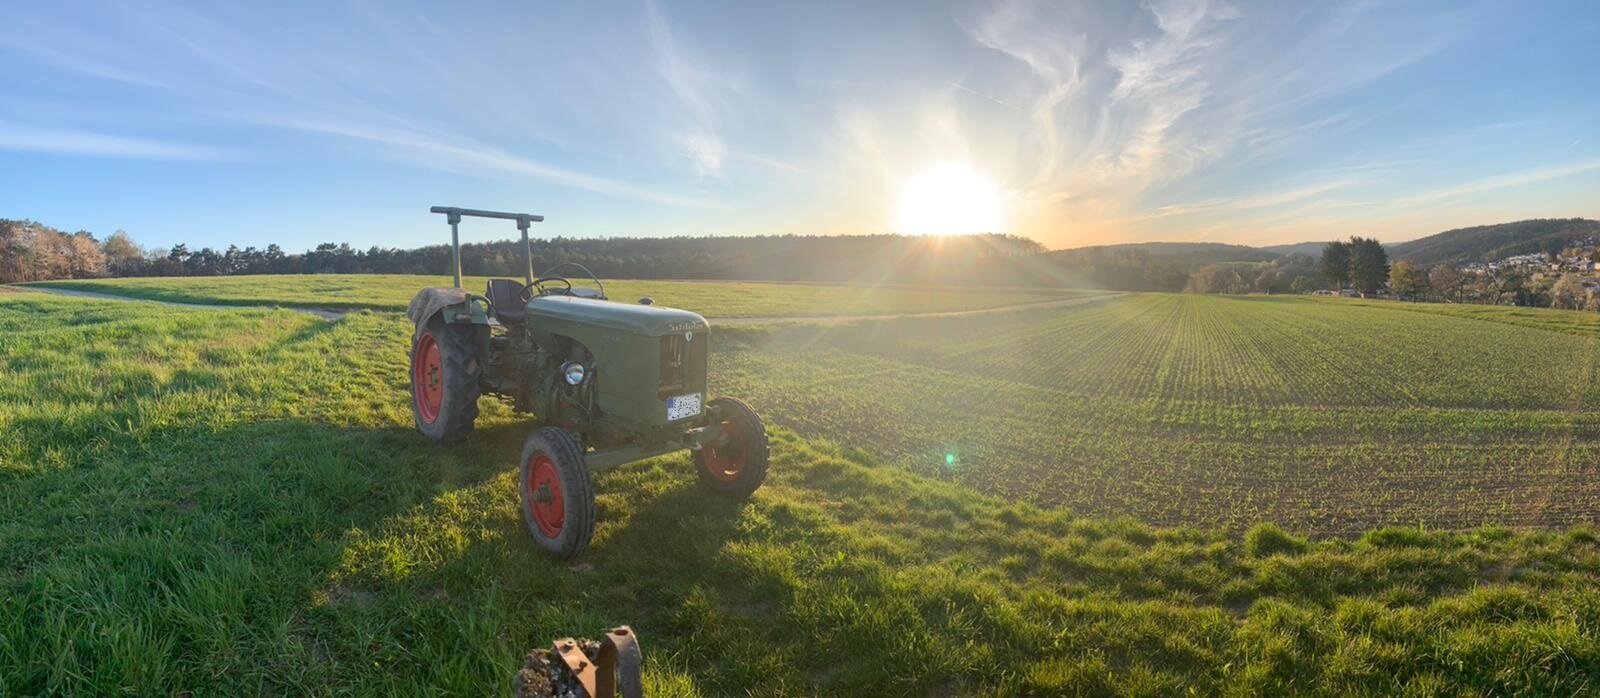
[302,435,760,688]
[9,402,751,598]
[310,434,752,592]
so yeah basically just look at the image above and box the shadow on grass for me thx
[0,407,541,687]
[1,391,773,695]
[303,438,760,695]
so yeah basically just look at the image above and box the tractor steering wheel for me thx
[524,276,572,300]
[538,262,607,300]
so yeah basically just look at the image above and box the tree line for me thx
[1178,232,1600,311]
[1050,246,1297,293]
[1182,255,1320,295]
[1041,248,1191,292]
[0,218,1054,286]
[1396,263,1600,309]
[15,215,1593,308]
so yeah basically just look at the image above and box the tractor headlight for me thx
[561,361,586,386]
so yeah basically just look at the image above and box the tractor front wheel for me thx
[694,397,770,498]
[409,315,482,443]
[519,427,596,559]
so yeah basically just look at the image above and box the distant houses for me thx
[1463,252,1599,276]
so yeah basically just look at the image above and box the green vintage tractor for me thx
[407,207,769,558]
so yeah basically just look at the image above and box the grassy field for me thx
[20,274,1074,318]
[6,291,1600,693]
[1328,295,1600,337]
[718,294,1600,534]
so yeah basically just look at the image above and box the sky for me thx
[0,0,1596,252]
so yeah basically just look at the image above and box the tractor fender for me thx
[407,286,495,326]
[408,287,490,350]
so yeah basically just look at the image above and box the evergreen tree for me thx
[1321,240,1351,289]
[1348,237,1389,297]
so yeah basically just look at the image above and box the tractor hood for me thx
[525,295,709,336]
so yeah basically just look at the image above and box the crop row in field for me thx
[22,273,1074,317]
[714,294,1600,533]
[785,294,1600,409]
[6,292,1600,695]
[1327,295,1600,337]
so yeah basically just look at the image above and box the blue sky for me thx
[1,0,1595,252]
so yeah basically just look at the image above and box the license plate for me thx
[666,393,702,421]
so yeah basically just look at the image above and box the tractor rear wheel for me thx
[410,315,482,443]
[693,397,770,498]
[519,427,596,559]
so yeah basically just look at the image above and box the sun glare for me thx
[895,163,1004,236]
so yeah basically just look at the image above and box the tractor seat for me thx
[485,278,527,323]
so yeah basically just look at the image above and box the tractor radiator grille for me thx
[658,334,707,397]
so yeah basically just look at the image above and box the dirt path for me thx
[15,285,1121,324]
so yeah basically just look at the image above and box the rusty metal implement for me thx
[514,626,644,698]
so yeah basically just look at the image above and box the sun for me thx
[894,163,1004,235]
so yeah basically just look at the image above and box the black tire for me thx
[519,427,596,559]
[409,315,482,444]
[693,397,770,498]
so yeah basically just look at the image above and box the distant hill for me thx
[1049,241,1281,265]
[1257,241,1329,258]
[1052,219,1600,268]
[1389,218,1600,265]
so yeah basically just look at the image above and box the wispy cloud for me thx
[264,117,728,210]
[1393,159,1600,208]
[0,35,168,90]
[966,0,1088,189]
[949,0,1513,243]
[0,1,734,210]
[961,0,1248,236]
[645,0,728,179]
[0,122,230,160]
[949,81,1016,110]
[1139,178,1357,220]
[1101,0,1218,182]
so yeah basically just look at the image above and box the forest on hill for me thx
[8,216,1597,292]
[0,218,1047,286]
[1389,218,1600,265]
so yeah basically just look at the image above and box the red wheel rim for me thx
[413,332,443,424]
[702,420,745,481]
[527,453,565,538]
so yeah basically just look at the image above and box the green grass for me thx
[1322,295,1600,337]
[717,294,1600,534]
[5,292,1600,694]
[21,274,1075,318]
[9,289,1600,691]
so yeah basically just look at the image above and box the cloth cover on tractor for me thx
[407,287,470,329]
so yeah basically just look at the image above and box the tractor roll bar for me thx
[429,206,545,289]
